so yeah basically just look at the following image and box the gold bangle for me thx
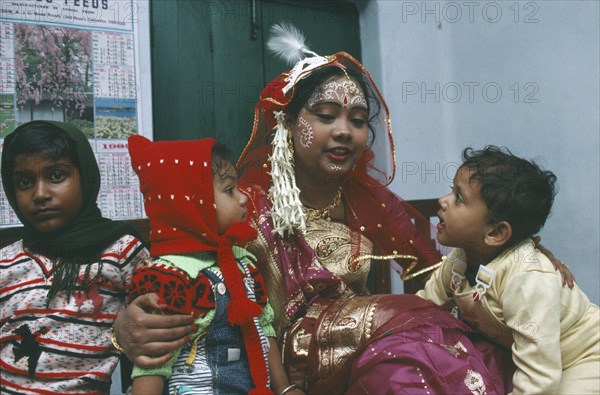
[280,384,299,395]
[110,325,125,353]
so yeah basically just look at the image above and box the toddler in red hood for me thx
[127,136,299,395]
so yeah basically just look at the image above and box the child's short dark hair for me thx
[211,141,232,176]
[461,145,557,246]
[3,122,79,169]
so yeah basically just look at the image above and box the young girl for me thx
[418,146,600,394]
[126,135,302,395]
[0,121,149,394]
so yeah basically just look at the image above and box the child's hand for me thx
[114,293,197,368]
[533,236,575,288]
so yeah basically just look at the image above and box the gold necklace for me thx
[302,187,343,222]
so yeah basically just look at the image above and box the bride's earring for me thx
[288,131,295,160]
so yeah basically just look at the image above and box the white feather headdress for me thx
[266,23,331,95]
[266,23,315,65]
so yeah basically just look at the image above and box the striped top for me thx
[0,235,149,395]
[167,267,271,394]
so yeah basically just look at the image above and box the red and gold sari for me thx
[244,190,513,394]
[238,51,512,394]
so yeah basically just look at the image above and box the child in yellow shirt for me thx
[418,145,600,394]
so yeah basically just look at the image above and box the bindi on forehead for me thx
[307,77,368,109]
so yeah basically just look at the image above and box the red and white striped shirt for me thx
[0,235,149,395]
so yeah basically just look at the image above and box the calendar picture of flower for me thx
[14,25,94,137]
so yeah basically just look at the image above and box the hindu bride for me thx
[236,24,513,394]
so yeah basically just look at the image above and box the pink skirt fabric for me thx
[310,295,514,395]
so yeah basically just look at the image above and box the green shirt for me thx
[131,246,276,379]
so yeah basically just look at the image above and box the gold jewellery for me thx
[303,187,343,221]
[110,325,125,353]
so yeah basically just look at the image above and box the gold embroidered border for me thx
[351,253,443,281]
[401,261,443,281]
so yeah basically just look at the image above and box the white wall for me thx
[358,0,600,304]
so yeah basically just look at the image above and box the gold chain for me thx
[303,187,343,222]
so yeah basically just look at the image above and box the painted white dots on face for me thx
[297,116,314,148]
[290,75,369,184]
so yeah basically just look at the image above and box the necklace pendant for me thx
[303,187,343,222]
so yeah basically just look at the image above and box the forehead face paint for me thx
[297,116,314,148]
[306,77,368,109]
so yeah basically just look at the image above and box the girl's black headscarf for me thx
[1,120,139,303]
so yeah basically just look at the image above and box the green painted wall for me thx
[150,0,360,160]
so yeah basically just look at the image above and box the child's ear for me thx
[484,221,512,247]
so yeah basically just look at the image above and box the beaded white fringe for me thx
[268,111,306,236]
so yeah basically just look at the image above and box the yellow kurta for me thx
[417,239,600,394]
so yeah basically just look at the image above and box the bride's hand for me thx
[114,293,198,368]
[533,236,575,288]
